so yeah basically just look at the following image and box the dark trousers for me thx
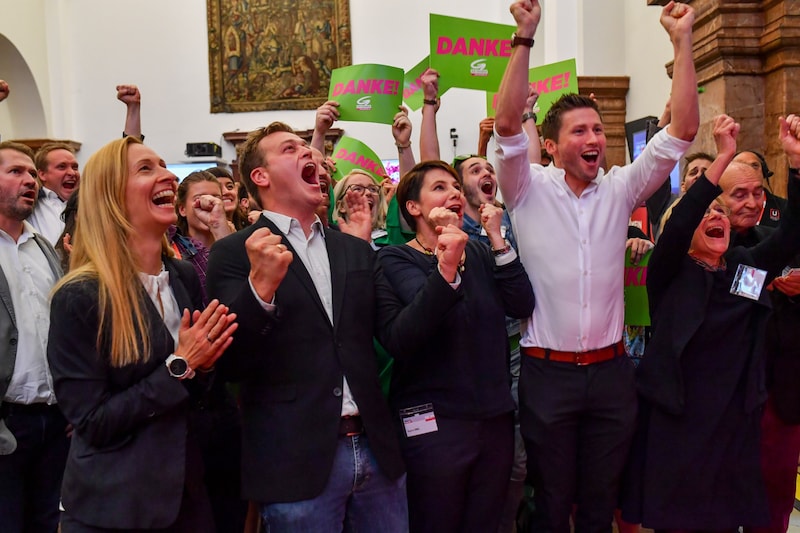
[401,412,514,533]
[519,354,637,533]
[0,402,69,533]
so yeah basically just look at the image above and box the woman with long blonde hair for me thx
[47,137,237,532]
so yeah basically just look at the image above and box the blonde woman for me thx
[332,169,389,246]
[47,137,237,532]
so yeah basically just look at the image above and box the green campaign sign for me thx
[485,58,578,122]
[623,249,652,326]
[403,56,452,111]
[329,64,404,125]
[429,14,515,92]
[331,136,387,183]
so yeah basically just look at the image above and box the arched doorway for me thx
[0,33,47,139]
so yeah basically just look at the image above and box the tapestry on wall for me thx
[207,0,352,113]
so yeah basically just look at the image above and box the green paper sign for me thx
[429,14,515,92]
[402,56,452,111]
[486,58,578,122]
[328,64,404,125]
[623,249,652,326]
[331,136,388,183]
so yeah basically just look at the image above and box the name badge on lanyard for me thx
[730,264,767,301]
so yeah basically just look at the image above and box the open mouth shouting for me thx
[479,177,496,197]
[301,162,318,185]
[582,150,600,164]
[704,225,725,239]
[152,189,176,209]
[62,177,78,193]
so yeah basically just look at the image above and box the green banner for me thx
[330,136,387,183]
[328,64,404,125]
[623,249,652,326]
[486,58,578,122]
[429,14,515,92]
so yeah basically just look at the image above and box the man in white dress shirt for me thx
[493,1,699,531]
[0,141,67,533]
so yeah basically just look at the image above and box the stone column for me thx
[656,0,800,196]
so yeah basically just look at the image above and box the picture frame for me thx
[207,0,352,113]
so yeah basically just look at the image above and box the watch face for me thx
[168,357,188,377]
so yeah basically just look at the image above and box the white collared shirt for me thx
[138,267,181,347]
[27,187,66,246]
[0,222,58,404]
[495,127,692,352]
[252,211,359,417]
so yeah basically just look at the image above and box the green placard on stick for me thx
[329,64,404,125]
[331,136,388,183]
[623,249,652,326]
[486,58,578,122]
[429,14,515,93]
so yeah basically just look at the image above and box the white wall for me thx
[0,0,675,167]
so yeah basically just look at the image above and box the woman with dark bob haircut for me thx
[378,160,535,532]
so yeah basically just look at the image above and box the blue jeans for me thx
[260,433,408,532]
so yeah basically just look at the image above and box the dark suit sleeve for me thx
[47,282,190,448]
[206,233,280,381]
[491,251,535,319]
[647,176,721,307]
[749,169,800,278]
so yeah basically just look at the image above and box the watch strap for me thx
[511,34,535,48]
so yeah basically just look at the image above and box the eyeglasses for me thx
[346,184,380,195]
[704,204,731,218]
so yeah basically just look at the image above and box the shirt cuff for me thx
[437,264,462,289]
[494,248,518,266]
[249,277,277,313]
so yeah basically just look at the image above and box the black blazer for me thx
[47,258,206,529]
[637,175,800,416]
[206,215,460,503]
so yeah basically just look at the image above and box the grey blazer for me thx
[0,233,62,454]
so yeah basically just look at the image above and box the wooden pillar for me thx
[658,0,800,196]
[578,76,630,169]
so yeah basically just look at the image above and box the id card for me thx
[730,264,767,300]
[400,403,438,437]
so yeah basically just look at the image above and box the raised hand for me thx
[337,189,373,242]
[509,0,541,37]
[315,100,340,133]
[479,203,505,248]
[660,1,695,42]
[779,114,800,168]
[435,224,469,283]
[193,194,232,240]
[116,84,141,105]
[711,114,740,160]
[392,106,412,147]
[246,228,293,302]
[428,206,460,228]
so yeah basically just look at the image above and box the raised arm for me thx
[310,100,340,154]
[660,2,699,142]
[392,105,415,177]
[117,85,142,140]
[522,87,542,164]
[495,0,540,137]
[703,114,739,187]
[419,68,441,161]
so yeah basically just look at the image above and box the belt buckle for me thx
[575,352,588,366]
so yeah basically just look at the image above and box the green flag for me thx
[486,58,578,122]
[623,249,652,326]
[429,14,515,92]
[328,64,404,125]
[331,136,388,183]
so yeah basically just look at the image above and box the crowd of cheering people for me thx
[3,0,800,532]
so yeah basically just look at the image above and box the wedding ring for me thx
[206,334,215,343]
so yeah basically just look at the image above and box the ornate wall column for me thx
[657,0,800,196]
[578,76,630,169]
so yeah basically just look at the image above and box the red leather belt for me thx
[339,415,364,437]
[522,341,625,366]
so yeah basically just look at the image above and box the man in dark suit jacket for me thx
[0,141,67,533]
[207,122,459,531]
